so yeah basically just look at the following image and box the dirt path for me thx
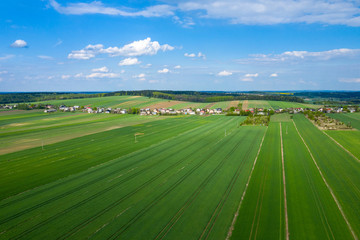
[321,131,360,163]
[242,100,248,110]
[280,123,290,240]
[226,127,268,240]
[292,120,358,240]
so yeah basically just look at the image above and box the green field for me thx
[1,109,359,239]
[327,113,360,130]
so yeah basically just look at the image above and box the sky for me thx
[0,0,360,91]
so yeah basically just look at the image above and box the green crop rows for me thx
[1,110,359,239]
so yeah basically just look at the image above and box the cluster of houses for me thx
[43,104,224,116]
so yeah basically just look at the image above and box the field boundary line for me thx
[225,126,268,240]
[280,123,289,240]
[292,120,358,240]
[321,131,360,163]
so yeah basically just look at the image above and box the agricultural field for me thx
[0,113,267,239]
[327,113,360,130]
[1,109,359,239]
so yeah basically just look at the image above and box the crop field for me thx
[327,113,360,130]
[268,101,322,109]
[0,114,267,239]
[1,110,359,240]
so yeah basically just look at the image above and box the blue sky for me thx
[0,0,360,91]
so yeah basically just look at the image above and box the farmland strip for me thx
[106,125,242,240]
[321,131,359,163]
[292,120,358,240]
[226,126,267,240]
[280,123,289,240]
[157,129,263,240]
[7,118,234,238]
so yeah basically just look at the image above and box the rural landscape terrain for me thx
[0,92,359,239]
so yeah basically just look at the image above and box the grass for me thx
[0,116,207,200]
[231,123,285,239]
[327,113,360,130]
[0,111,163,155]
[268,101,322,109]
[293,114,360,238]
[0,116,267,239]
[325,130,360,160]
[271,113,292,122]
[283,120,353,239]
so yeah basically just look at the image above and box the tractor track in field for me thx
[321,131,360,163]
[293,120,358,240]
[0,118,205,209]
[8,119,234,239]
[154,129,260,240]
[280,123,289,240]
[198,130,263,240]
[105,124,242,240]
[225,127,267,240]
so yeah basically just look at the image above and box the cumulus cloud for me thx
[11,39,28,48]
[185,52,206,59]
[217,70,232,76]
[74,73,84,78]
[245,73,259,77]
[118,57,141,66]
[61,75,71,79]
[133,73,146,81]
[241,73,259,82]
[158,68,170,73]
[49,0,175,17]
[86,72,120,79]
[177,0,360,26]
[270,73,278,77]
[92,66,109,72]
[174,65,181,69]
[339,78,360,83]
[68,38,174,60]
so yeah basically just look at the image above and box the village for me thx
[0,103,359,116]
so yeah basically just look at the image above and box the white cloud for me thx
[143,63,152,68]
[243,48,360,63]
[217,70,232,76]
[0,71,8,74]
[38,55,54,60]
[86,72,120,79]
[339,78,360,83]
[158,68,170,73]
[54,39,63,47]
[48,76,55,80]
[178,0,360,26]
[245,73,259,77]
[61,75,71,79]
[0,55,15,61]
[133,73,146,81]
[173,16,195,28]
[50,0,175,17]
[241,78,254,82]
[118,57,141,66]
[174,65,181,69]
[185,52,206,59]
[198,52,206,59]
[11,39,28,48]
[270,73,278,77]
[92,66,109,72]
[184,53,196,57]
[74,73,84,78]
[68,38,173,60]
